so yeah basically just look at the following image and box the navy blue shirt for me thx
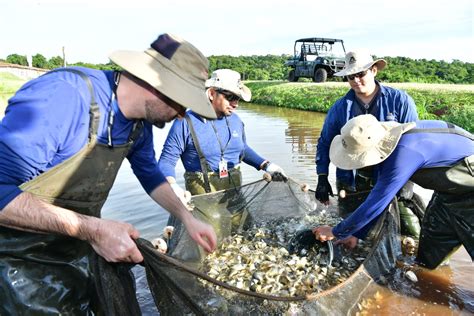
[316,83,418,186]
[333,120,474,239]
[0,67,166,210]
[158,111,265,178]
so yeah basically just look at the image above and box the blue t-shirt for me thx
[0,67,166,209]
[332,120,474,239]
[316,83,418,186]
[158,111,265,178]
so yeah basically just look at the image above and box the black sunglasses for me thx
[346,69,370,81]
[216,89,240,102]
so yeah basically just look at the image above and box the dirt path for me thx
[285,81,474,92]
[383,82,474,92]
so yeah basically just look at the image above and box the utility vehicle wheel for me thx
[313,68,327,83]
[288,70,299,82]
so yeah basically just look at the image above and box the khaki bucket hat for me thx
[335,50,387,77]
[329,114,416,170]
[205,69,251,102]
[109,33,216,119]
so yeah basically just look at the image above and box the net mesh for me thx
[132,178,401,315]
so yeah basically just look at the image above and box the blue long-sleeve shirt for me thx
[0,67,166,210]
[316,83,418,186]
[158,111,265,178]
[332,120,474,239]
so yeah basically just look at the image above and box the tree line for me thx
[2,53,473,84]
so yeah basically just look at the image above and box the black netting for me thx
[90,253,142,316]
[92,178,401,315]
[129,178,402,315]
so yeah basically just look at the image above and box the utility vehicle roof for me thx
[295,38,344,44]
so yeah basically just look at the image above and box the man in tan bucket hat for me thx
[313,114,474,269]
[315,49,420,234]
[109,33,216,120]
[0,33,217,313]
[333,50,387,78]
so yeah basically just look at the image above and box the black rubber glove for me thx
[315,175,334,204]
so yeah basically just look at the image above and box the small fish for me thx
[151,237,167,253]
[163,226,175,240]
[405,270,418,283]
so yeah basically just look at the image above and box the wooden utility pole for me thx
[62,46,67,67]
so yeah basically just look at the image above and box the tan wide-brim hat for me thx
[329,114,416,170]
[109,33,216,119]
[335,50,387,77]
[205,69,251,102]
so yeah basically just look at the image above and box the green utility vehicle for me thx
[285,37,346,82]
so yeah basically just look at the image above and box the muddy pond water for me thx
[101,102,473,315]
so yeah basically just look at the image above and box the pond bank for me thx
[246,81,474,133]
[2,75,473,133]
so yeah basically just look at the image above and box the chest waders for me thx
[167,116,245,246]
[183,115,242,196]
[406,126,474,269]
[0,69,142,315]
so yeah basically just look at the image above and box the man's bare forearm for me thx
[149,182,217,253]
[0,191,98,241]
[0,191,144,262]
[149,182,193,225]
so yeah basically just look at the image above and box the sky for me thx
[1,0,473,64]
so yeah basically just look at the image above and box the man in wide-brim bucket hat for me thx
[314,49,419,236]
[329,114,415,170]
[110,33,216,119]
[313,114,474,270]
[334,50,387,77]
[0,33,218,314]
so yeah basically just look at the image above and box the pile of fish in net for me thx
[200,210,373,298]
[139,180,401,315]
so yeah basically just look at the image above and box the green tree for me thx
[69,61,122,71]
[47,56,64,69]
[3,52,472,84]
[32,53,48,69]
[6,54,28,66]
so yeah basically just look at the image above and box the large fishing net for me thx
[123,178,402,315]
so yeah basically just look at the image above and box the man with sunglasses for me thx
[159,69,287,201]
[0,33,218,314]
[315,50,419,229]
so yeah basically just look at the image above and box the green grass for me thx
[2,76,473,133]
[0,72,26,93]
[247,81,474,133]
[0,73,27,115]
